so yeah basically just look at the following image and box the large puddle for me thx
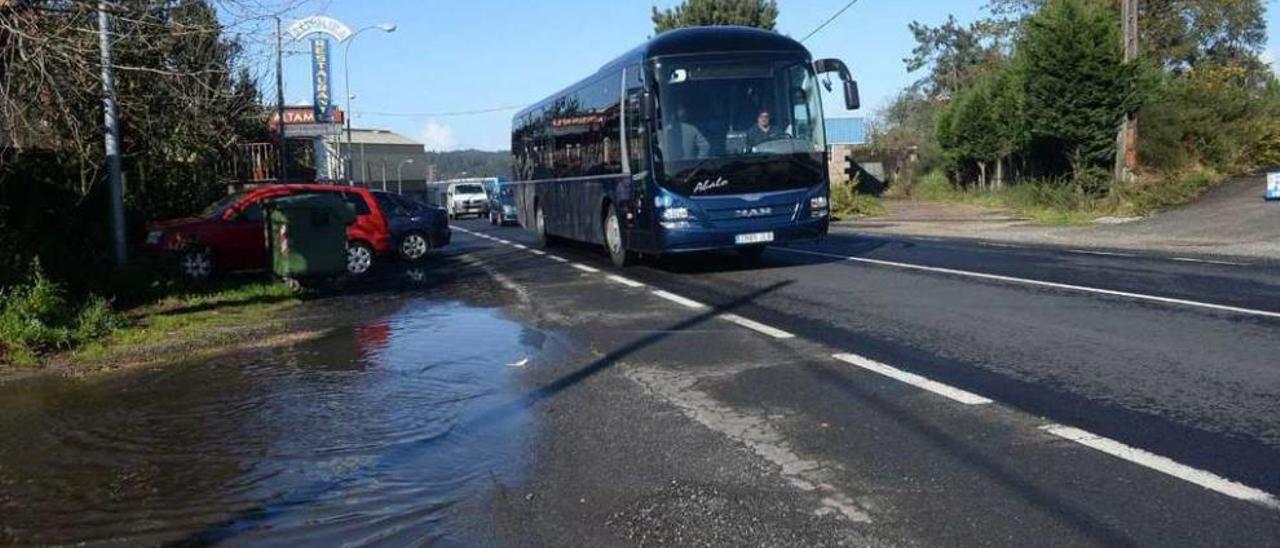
[0,298,543,545]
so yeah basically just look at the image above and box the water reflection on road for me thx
[0,298,541,545]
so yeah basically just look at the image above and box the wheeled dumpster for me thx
[265,193,356,290]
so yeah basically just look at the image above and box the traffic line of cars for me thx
[141,184,452,280]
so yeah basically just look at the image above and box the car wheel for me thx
[178,246,214,280]
[346,241,375,276]
[400,232,430,262]
[604,206,631,268]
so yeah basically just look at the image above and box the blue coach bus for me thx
[511,26,860,266]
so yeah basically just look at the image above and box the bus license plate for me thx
[735,231,774,245]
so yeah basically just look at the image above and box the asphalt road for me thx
[449,217,1280,546]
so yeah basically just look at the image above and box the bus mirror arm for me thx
[641,91,656,121]
[814,58,860,111]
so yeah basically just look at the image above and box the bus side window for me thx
[624,65,646,176]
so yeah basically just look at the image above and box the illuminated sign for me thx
[551,114,606,128]
[268,106,344,129]
[286,16,353,42]
[311,38,333,121]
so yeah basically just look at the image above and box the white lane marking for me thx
[529,249,547,256]
[651,289,707,309]
[495,239,512,245]
[719,313,795,339]
[832,353,992,405]
[513,243,528,250]
[548,255,569,263]
[980,242,1021,249]
[1171,257,1248,266]
[607,274,645,288]
[571,263,600,273]
[778,247,1280,319]
[1040,425,1280,510]
[1066,249,1136,257]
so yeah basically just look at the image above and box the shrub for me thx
[0,260,124,368]
[831,175,885,218]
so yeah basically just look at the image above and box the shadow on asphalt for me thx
[170,263,792,545]
[803,363,1141,547]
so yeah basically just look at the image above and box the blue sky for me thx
[259,0,1278,151]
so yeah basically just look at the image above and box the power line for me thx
[800,0,861,43]
[353,104,529,118]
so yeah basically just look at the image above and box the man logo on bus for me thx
[693,177,729,194]
[735,207,773,218]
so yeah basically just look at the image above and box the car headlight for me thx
[810,196,829,210]
[661,207,690,221]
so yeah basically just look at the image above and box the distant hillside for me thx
[425,149,512,181]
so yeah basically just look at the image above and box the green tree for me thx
[1021,0,1140,186]
[651,0,778,34]
[904,15,1007,98]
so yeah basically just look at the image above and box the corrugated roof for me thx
[326,129,423,147]
[825,117,867,145]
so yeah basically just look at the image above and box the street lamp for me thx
[343,22,396,185]
[397,158,415,195]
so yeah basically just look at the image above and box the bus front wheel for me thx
[535,204,551,248]
[604,207,632,268]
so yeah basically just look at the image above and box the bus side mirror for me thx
[814,58,860,111]
[844,80,860,111]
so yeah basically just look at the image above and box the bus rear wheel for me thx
[604,207,632,268]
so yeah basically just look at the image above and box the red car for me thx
[142,184,396,279]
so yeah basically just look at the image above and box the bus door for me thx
[623,65,656,252]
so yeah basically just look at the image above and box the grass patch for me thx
[906,168,1226,224]
[1,260,299,370]
[70,278,299,365]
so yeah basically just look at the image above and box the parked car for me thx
[142,184,397,279]
[369,190,451,262]
[486,180,519,225]
[426,179,491,219]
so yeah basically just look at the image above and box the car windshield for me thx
[199,192,243,218]
[652,53,826,196]
[455,184,485,194]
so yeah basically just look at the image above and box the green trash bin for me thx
[265,193,356,288]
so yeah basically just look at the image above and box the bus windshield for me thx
[652,53,826,197]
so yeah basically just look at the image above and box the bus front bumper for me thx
[657,217,829,254]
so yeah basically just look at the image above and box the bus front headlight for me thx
[661,207,690,221]
[810,196,828,210]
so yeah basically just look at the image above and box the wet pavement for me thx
[0,284,549,545]
[2,221,1280,546]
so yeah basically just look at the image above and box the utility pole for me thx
[275,17,288,182]
[1115,0,1138,186]
[98,2,126,269]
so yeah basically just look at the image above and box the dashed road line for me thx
[606,274,646,288]
[652,289,707,309]
[719,313,795,339]
[1171,257,1248,266]
[1041,424,1280,510]
[1066,249,1137,257]
[778,247,1280,319]
[832,353,993,405]
[461,225,1278,510]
